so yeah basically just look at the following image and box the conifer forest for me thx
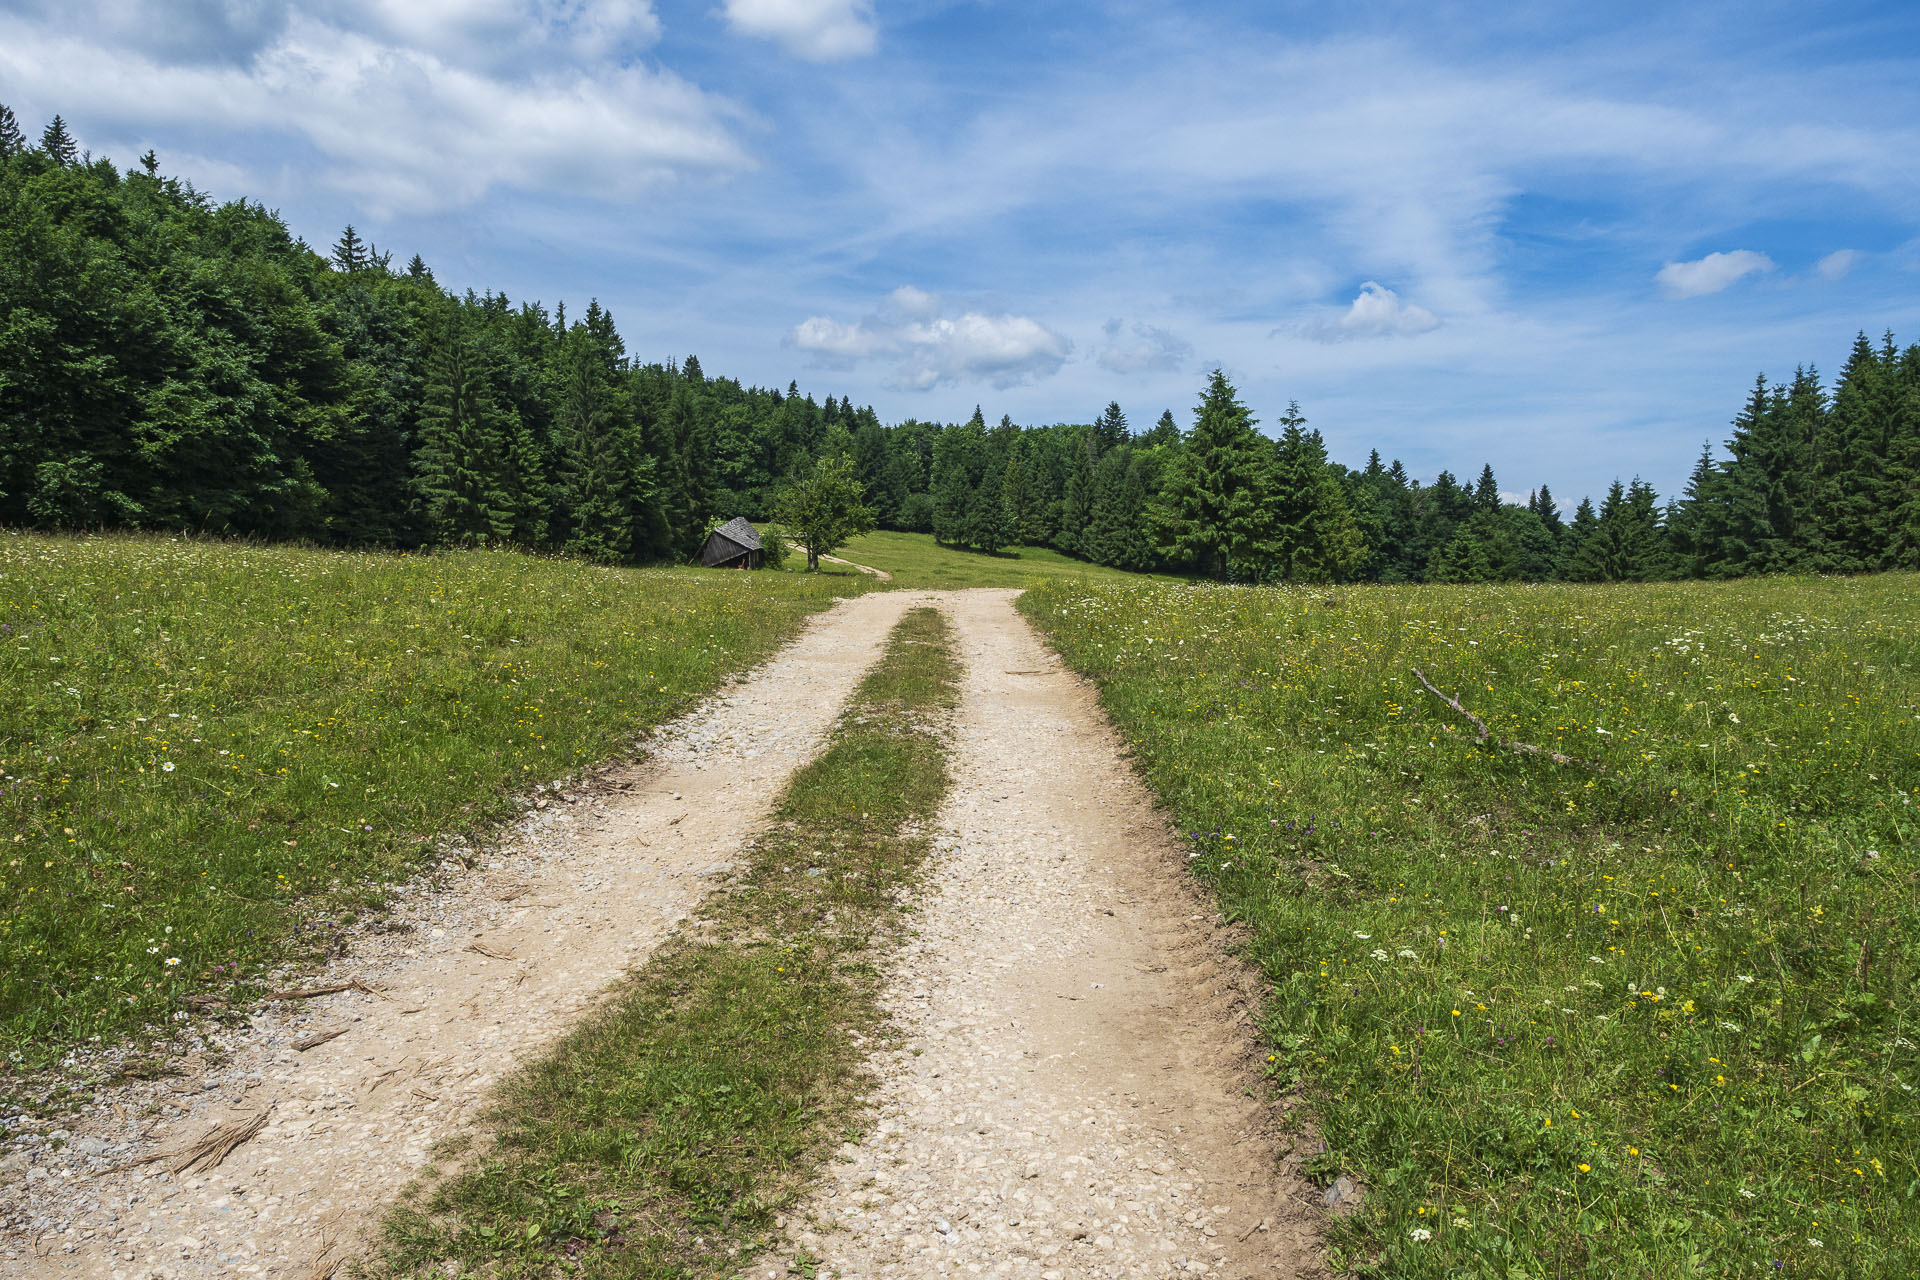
[3,107,1917,582]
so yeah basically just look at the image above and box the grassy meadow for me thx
[0,532,877,1060]
[830,528,1192,590]
[1022,575,1920,1277]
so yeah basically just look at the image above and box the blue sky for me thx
[4,0,1918,504]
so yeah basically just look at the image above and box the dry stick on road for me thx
[104,1112,270,1177]
[1411,667,1603,770]
[261,978,387,1002]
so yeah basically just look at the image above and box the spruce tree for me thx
[412,317,515,545]
[1141,410,1180,449]
[1473,464,1500,511]
[1093,401,1129,455]
[331,225,370,273]
[1887,341,1920,569]
[930,410,987,547]
[39,115,77,166]
[1666,443,1725,578]
[0,103,23,158]
[1813,335,1898,570]
[1146,369,1273,579]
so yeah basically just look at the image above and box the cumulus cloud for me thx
[1654,249,1774,298]
[1299,282,1440,342]
[721,0,876,60]
[0,4,743,214]
[789,290,1071,390]
[1815,249,1859,281]
[1097,319,1193,374]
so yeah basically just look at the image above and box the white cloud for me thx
[790,292,1070,390]
[1815,249,1858,281]
[721,0,875,60]
[0,8,744,214]
[1301,282,1440,342]
[1654,250,1775,298]
[886,285,942,318]
[1097,319,1193,374]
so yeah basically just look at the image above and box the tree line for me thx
[3,106,1916,580]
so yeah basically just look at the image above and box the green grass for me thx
[1021,575,1920,1278]
[0,532,879,1060]
[830,528,1191,590]
[377,606,960,1280]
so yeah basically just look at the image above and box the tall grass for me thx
[0,533,875,1059]
[1022,575,1919,1277]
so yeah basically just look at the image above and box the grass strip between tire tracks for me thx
[376,605,961,1279]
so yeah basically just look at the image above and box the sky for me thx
[4,0,1919,504]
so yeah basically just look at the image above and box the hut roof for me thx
[712,516,763,553]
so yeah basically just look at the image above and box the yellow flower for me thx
[1628,1147,1639,1156]
[1452,1009,1461,1017]
[1578,1163,1591,1173]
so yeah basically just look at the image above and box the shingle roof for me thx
[712,516,762,552]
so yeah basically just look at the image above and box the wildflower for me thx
[161,761,175,772]
[1353,932,1371,940]
[1370,948,1389,961]
[1739,1188,1755,1199]
[1398,948,1416,959]
[1737,974,1755,983]
[164,957,180,966]
[1808,1239,1822,1248]
[1578,1163,1590,1173]
[1408,1228,1432,1242]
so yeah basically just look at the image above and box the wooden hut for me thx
[699,516,765,569]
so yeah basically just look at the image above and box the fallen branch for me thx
[466,942,518,961]
[292,1027,350,1051]
[261,978,386,1002]
[1410,668,1603,771]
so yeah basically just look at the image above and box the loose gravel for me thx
[757,590,1322,1279]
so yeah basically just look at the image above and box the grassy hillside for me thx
[1023,575,1920,1278]
[831,529,1191,590]
[0,533,876,1059]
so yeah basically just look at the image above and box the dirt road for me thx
[1,590,1316,1279]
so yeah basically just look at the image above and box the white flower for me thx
[146,946,159,954]
[1737,974,1755,983]
[1398,948,1417,959]
[1450,1217,1471,1229]
[1371,949,1389,961]
[1720,1021,1743,1032]
[1738,1188,1756,1199]
[1408,1227,1432,1242]
[1808,1238,1822,1248]
[161,762,175,772]
[164,957,181,967]
[1353,932,1371,940]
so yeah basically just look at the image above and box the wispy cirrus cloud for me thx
[1097,320,1193,374]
